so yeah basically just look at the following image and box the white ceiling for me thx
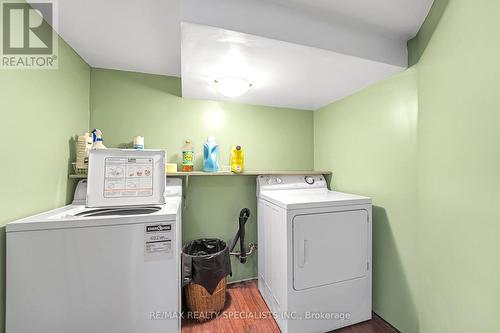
[52,0,433,109]
[54,0,433,77]
[56,0,181,76]
[181,23,404,110]
[267,0,434,39]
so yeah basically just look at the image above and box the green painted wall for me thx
[316,1,500,332]
[0,39,90,331]
[89,68,314,281]
[415,0,500,332]
[314,69,419,333]
[5,1,499,332]
[407,0,450,66]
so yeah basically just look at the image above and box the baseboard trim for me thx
[373,312,402,333]
[228,277,258,285]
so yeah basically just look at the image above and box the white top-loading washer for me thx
[6,176,183,333]
[257,175,372,333]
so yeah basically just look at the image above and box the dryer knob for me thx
[276,177,282,184]
[305,176,315,185]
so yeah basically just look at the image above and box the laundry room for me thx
[1,0,499,332]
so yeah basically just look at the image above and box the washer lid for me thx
[6,199,180,232]
[260,188,371,209]
[86,149,166,208]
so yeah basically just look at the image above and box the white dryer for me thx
[257,175,372,333]
[6,174,183,333]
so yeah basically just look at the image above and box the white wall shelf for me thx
[69,170,332,208]
[69,170,332,179]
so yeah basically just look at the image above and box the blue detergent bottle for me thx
[203,136,219,172]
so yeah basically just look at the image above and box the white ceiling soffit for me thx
[55,0,181,76]
[181,23,405,110]
[181,0,411,68]
[52,0,433,77]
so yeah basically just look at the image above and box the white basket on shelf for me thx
[72,162,88,175]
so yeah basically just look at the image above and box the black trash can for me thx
[182,239,232,321]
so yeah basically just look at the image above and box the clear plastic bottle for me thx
[181,140,194,172]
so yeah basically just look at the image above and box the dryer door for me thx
[293,209,369,290]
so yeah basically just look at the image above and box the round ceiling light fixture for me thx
[212,76,252,98]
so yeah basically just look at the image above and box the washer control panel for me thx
[304,176,315,185]
[257,175,327,194]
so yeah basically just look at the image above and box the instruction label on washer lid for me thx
[144,224,173,261]
[104,157,154,198]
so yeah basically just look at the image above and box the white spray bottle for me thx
[91,129,107,149]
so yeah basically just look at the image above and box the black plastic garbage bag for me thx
[182,239,232,295]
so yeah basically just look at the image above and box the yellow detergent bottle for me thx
[230,145,244,173]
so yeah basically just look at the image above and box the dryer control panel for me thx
[257,175,327,195]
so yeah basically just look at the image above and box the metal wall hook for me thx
[230,242,257,260]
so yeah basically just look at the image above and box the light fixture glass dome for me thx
[212,76,252,98]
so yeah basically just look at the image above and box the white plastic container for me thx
[133,136,145,149]
[76,132,93,169]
